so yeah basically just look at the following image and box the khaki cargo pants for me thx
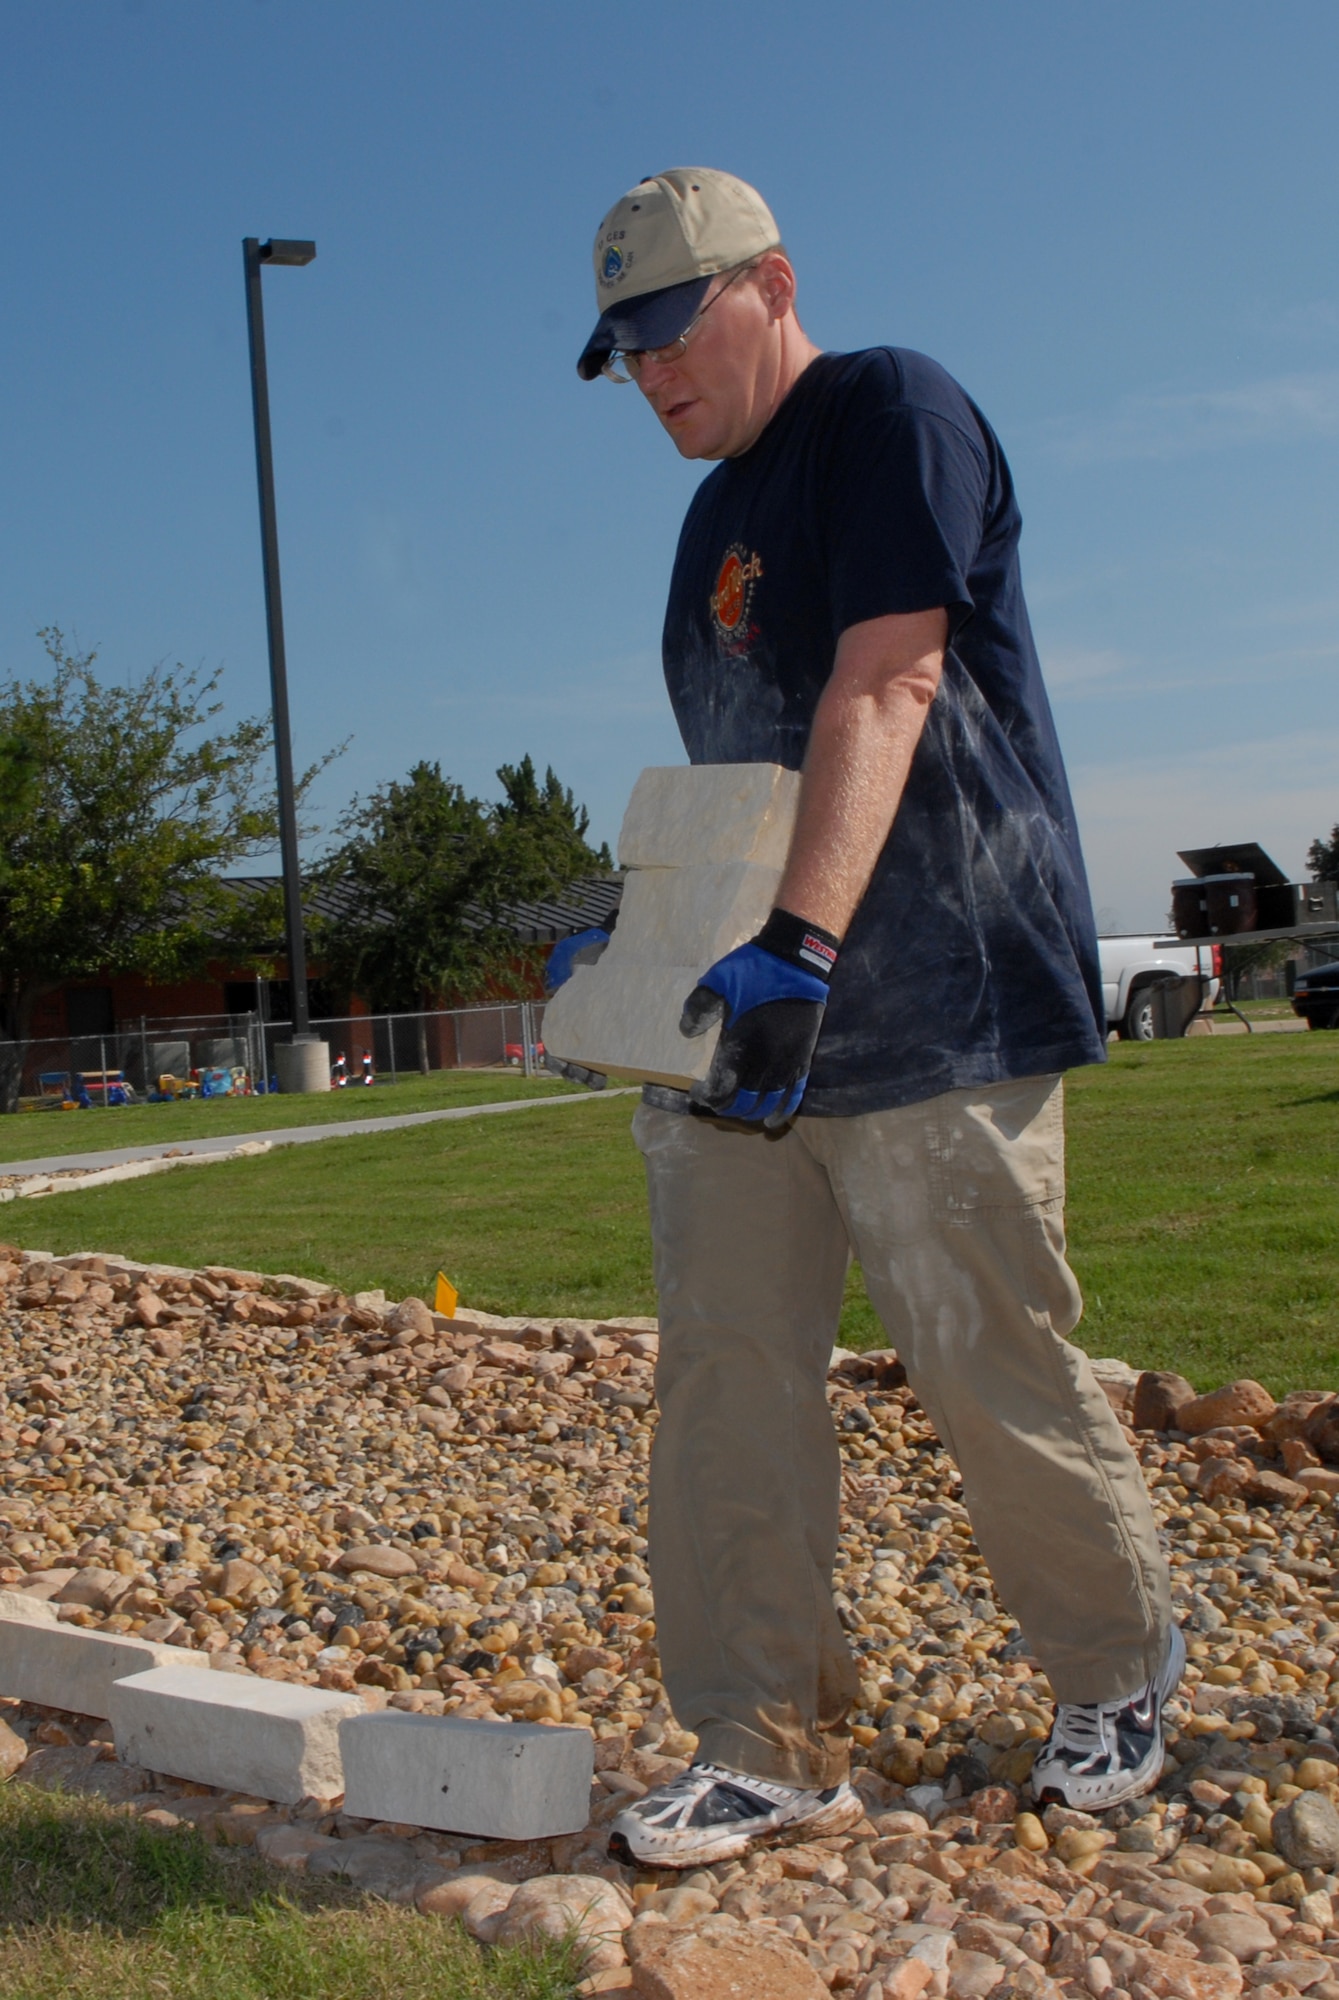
[634,1074,1173,1790]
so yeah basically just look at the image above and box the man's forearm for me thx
[776,613,945,938]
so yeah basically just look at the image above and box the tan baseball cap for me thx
[577,167,781,380]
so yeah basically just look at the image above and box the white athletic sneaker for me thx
[1030,1624,1187,1812]
[607,1761,864,1868]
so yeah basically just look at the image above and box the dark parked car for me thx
[1292,961,1339,1029]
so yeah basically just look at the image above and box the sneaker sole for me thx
[1030,1624,1187,1815]
[608,1783,865,1871]
[1031,1734,1164,1814]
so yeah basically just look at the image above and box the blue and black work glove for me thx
[543,908,620,1090]
[680,907,840,1128]
[544,907,619,995]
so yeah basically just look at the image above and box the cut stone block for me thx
[110,1666,361,1803]
[613,861,781,967]
[0,1615,213,1718]
[339,1710,594,1840]
[544,962,719,1088]
[545,764,800,1089]
[618,763,800,870]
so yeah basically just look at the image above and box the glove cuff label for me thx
[755,908,840,984]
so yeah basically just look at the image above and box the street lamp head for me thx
[260,239,316,267]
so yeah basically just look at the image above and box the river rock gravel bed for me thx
[4,1245,1339,1997]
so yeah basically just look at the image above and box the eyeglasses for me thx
[601,260,760,383]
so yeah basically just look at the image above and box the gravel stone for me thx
[0,1716,28,1778]
[1274,1791,1339,1871]
[1189,1910,1277,1958]
[7,1246,1339,1985]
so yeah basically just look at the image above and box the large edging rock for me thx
[1177,1379,1275,1435]
[626,1915,828,1998]
[1132,1371,1196,1432]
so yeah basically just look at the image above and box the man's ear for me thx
[755,251,797,323]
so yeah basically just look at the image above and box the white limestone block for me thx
[618,763,800,869]
[110,1666,361,1803]
[612,861,781,967]
[339,1711,594,1840]
[543,964,723,1088]
[544,963,716,1087]
[544,763,800,1089]
[0,1616,213,1718]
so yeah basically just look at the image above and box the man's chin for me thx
[664,420,724,461]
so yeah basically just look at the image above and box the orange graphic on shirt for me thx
[710,547,763,638]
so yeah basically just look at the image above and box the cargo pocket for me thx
[927,1077,1080,1329]
[1020,1194,1084,1337]
[930,1075,1066,1216]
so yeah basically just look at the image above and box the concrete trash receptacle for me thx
[274,1038,330,1093]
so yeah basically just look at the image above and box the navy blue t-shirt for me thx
[661,346,1107,1117]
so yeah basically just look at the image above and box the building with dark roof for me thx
[31,872,622,1051]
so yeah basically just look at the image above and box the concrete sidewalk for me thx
[1196,1015,1308,1035]
[0,1087,636,1182]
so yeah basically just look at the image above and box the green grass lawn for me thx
[0,1071,579,1165]
[1,1035,1336,1391]
[0,1092,652,1320]
[0,1786,579,2000]
[1229,997,1299,1020]
[1062,1034,1339,1393]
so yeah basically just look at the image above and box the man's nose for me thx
[636,353,681,397]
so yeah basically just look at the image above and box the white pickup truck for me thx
[1098,935,1222,1040]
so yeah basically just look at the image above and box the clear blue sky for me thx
[2,1,1335,931]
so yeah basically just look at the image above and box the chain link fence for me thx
[3,1000,551,1104]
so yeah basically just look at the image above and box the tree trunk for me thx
[0,1043,23,1116]
[0,982,41,1114]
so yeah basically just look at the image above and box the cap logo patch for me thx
[602,245,624,281]
[710,545,763,638]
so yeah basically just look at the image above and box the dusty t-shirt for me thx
[661,345,1106,1116]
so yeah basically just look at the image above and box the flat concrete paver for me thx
[0,1087,636,1182]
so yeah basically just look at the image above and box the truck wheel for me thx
[1307,1009,1339,1030]
[1119,984,1159,1041]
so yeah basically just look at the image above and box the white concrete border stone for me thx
[110,1665,361,1804]
[0,1615,213,1718]
[339,1711,594,1840]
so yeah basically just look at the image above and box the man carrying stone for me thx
[558,167,1181,1869]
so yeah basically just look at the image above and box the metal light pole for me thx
[243,236,317,1045]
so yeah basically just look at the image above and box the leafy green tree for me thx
[0,629,321,1112]
[1308,825,1339,881]
[494,754,612,899]
[1220,936,1295,1000]
[311,756,611,1033]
